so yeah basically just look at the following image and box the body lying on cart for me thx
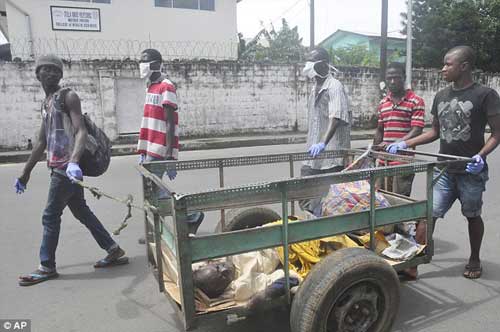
[137,148,470,332]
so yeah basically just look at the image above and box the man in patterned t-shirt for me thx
[137,49,204,233]
[15,55,127,287]
[387,46,500,279]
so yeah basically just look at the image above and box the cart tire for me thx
[215,207,281,232]
[290,247,400,332]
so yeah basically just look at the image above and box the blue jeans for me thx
[40,171,116,270]
[433,168,489,219]
[145,155,203,225]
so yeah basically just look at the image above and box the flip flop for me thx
[19,269,59,287]
[463,263,482,279]
[94,256,129,268]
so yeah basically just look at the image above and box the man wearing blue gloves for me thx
[137,49,204,233]
[300,47,351,214]
[386,46,500,279]
[15,55,126,286]
[374,62,425,197]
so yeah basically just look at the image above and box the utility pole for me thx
[380,0,388,83]
[406,0,413,89]
[310,0,315,49]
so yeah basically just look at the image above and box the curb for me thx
[0,133,374,164]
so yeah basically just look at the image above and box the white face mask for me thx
[303,60,330,79]
[139,61,161,79]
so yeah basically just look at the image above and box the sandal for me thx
[19,269,59,287]
[463,263,482,279]
[94,247,129,268]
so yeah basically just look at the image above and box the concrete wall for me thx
[5,0,238,60]
[5,2,27,43]
[1,60,499,149]
[0,60,118,149]
[0,0,8,40]
[0,60,307,148]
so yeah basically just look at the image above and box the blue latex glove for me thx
[308,142,326,157]
[66,162,83,182]
[466,154,484,174]
[165,169,177,180]
[138,154,145,164]
[386,141,408,154]
[14,178,26,194]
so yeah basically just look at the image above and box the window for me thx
[174,0,198,9]
[155,0,215,11]
[155,0,172,7]
[199,0,214,11]
[61,0,111,3]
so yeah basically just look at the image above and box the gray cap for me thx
[35,54,63,74]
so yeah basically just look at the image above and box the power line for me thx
[270,0,305,26]
[289,0,308,22]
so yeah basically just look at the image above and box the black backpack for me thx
[57,88,112,177]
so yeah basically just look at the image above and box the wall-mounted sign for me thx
[50,6,101,32]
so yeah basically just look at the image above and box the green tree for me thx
[329,44,402,68]
[240,19,306,62]
[329,44,380,67]
[237,32,246,59]
[402,0,500,72]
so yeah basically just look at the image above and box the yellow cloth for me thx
[267,218,362,278]
[320,235,361,255]
[357,231,390,255]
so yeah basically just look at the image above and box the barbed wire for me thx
[8,38,239,61]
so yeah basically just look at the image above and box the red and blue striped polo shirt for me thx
[378,89,425,143]
[378,89,425,165]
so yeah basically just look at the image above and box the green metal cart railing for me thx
[137,148,471,332]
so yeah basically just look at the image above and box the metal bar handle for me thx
[398,149,474,162]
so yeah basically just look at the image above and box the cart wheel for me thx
[215,207,281,232]
[290,248,400,332]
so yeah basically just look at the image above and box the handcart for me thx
[137,148,471,332]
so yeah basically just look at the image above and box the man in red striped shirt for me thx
[138,49,179,162]
[373,62,425,196]
[137,49,203,233]
[373,62,425,280]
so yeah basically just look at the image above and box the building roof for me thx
[319,29,405,47]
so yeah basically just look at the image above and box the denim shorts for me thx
[433,168,489,219]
